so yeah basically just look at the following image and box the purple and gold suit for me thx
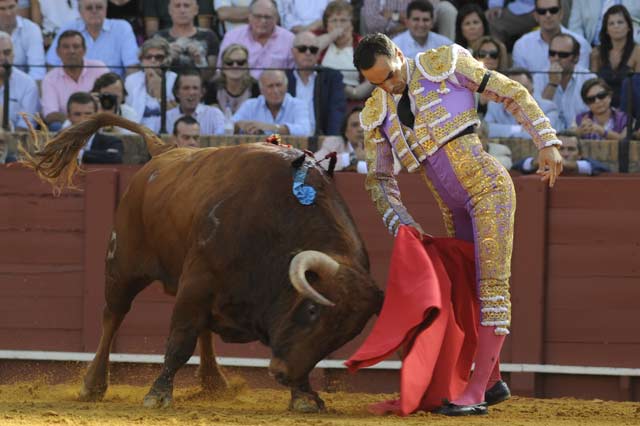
[361,45,561,335]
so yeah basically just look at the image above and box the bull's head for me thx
[268,250,383,386]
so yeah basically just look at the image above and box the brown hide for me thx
[110,143,381,381]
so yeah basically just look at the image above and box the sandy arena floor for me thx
[1,379,639,426]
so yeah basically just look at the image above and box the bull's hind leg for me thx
[197,330,228,393]
[80,275,153,401]
[143,257,213,408]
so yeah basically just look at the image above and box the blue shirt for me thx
[11,16,46,81]
[0,67,40,130]
[392,30,452,59]
[232,93,311,136]
[45,18,139,77]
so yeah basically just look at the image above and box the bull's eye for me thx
[307,302,318,322]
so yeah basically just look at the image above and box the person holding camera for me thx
[91,72,138,133]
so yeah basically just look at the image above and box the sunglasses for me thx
[535,6,560,15]
[224,59,247,66]
[295,45,319,54]
[549,49,573,58]
[477,50,499,59]
[585,91,609,104]
[144,54,165,62]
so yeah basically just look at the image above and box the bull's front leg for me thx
[289,378,325,413]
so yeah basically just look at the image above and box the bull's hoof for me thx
[142,389,173,408]
[78,382,107,402]
[289,393,326,413]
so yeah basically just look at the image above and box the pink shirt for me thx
[41,59,110,116]
[217,24,295,79]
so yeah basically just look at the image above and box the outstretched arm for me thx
[455,51,563,186]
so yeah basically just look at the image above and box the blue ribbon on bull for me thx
[292,162,316,205]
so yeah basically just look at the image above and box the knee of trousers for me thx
[478,279,511,335]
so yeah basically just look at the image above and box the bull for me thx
[21,113,383,412]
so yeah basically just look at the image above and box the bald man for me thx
[285,31,345,136]
[232,69,311,136]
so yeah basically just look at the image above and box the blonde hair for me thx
[217,44,255,89]
[472,36,509,71]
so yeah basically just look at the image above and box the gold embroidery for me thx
[443,134,514,333]
[417,45,455,81]
[360,88,387,130]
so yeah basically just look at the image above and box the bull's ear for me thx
[291,154,306,168]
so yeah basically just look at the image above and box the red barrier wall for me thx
[1,165,639,401]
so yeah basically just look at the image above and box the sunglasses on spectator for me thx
[585,91,609,104]
[477,50,499,59]
[144,54,165,61]
[295,45,319,54]
[224,59,247,66]
[548,49,573,58]
[84,3,105,11]
[535,6,560,15]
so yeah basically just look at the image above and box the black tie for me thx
[397,85,415,128]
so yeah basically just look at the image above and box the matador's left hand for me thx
[536,146,563,188]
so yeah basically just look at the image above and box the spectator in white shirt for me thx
[392,0,451,60]
[125,37,178,133]
[512,0,592,92]
[214,0,250,34]
[30,0,80,49]
[276,0,329,33]
[0,30,38,130]
[232,69,310,135]
[0,0,45,80]
[166,68,225,135]
[537,33,597,130]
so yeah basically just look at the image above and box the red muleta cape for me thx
[345,225,479,415]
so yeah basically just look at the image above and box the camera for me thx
[98,93,118,111]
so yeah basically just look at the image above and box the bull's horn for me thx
[289,251,338,307]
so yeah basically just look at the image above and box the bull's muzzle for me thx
[288,251,337,306]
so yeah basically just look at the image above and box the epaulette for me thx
[360,88,387,131]
[415,44,460,82]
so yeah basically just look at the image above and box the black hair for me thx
[406,0,433,19]
[172,68,203,101]
[598,5,635,70]
[57,30,86,50]
[550,32,580,57]
[172,115,200,135]
[341,106,363,139]
[91,72,128,100]
[66,91,97,114]
[353,33,395,71]
[506,67,533,84]
[454,4,490,48]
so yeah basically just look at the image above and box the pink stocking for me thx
[487,358,502,389]
[452,325,505,405]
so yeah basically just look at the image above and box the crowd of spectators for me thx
[0,0,637,174]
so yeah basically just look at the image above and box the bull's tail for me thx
[20,113,170,195]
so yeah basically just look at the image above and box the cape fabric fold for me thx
[344,225,479,415]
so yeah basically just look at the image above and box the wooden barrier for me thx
[1,164,640,401]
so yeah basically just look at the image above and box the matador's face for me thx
[361,47,408,95]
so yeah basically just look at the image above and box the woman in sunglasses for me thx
[575,78,629,141]
[590,5,640,108]
[125,37,178,133]
[315,0,373,103]
[204,43,259,114]
[472,36,509,117]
